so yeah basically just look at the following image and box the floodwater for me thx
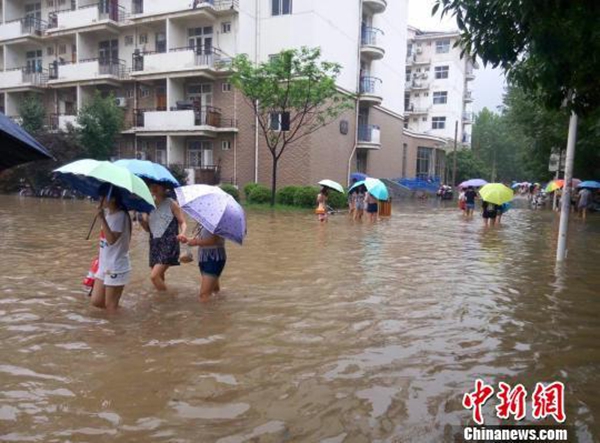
[0,195,599,443]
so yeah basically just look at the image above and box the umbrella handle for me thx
[85,215,98,241]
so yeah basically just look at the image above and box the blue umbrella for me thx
[175,185,246,245]
[350,178,389,200]
[351,173,368,183]
[577,180,600,189]
[0,112,54,171]
[114,159,179,187]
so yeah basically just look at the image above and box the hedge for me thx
[243,182,260,200]
[248,185,271,204]
[327,189,348,209]
[276,186,300,206]
[220,184,240,202]
[294,186,320,207]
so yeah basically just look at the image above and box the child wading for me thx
[365,191,378,222]
[140,182,187,291]
[91,187,132,312]
[184,225,227,302]
[316,187,329,222]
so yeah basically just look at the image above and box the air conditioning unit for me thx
[115,97,127,107]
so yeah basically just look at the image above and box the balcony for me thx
[405,104,430,115]
[462,112,474,123]
[0,17,45,43]
[359,76,383,105]
[131,0,239,19]
[357,124,381,150]
[49,114,79,131]
[408,79,429,91]
[466,69,476,81]
[0,67,48,90]
[131,47,231,79]
[464,91,474,102]
[130,106,237,135]
[47,3,125,33]
[48,58,127,85]
[363,0,387,14]
[361,27,385,60]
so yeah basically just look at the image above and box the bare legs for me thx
[91,278,124,312]
[150,264,170,291]
[199,274,220,302]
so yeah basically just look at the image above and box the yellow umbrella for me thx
[479,183,514,205]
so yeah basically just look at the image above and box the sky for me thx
[407,0,506,113]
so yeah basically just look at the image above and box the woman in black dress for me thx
[140,182,187,291]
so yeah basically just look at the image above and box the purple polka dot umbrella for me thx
[175,185,247,245]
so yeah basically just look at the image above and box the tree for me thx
[77,91,124,160]
[231,47,353,205]
[433,0,600,115]
[446,149,490,185]
[18,93,46,135]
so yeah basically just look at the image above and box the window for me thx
[356,150,367,174]
[405,68,411,82]
[414,93,420,97]
[140,87,151,98]
[417,147,433,179]
[222,82,232,92]
[58,44,67,55]
[47,46,54,56]
[434,66,449,79]
[432,116,446,130]
[433,91,448,104]
[401,143,407,177]
[221,140,231,151]
[156,148,167,165]
[407,43,413,57]
[435,149,446,179]
[270,112,290,131]
[272,0,292,16]
[424,92,429,97]
[188,141,213,167]
[436,39,450,53]
[139,33,148,45]
[124,35,134,46]
[422,117,427,121]
[126,88,134,99]
[221,22,231,33]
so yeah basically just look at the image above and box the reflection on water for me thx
[0,195,599,442]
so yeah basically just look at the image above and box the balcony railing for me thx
[133,105,237,129]
[361,26,383,47]
[47,2,125,29]
[131,47,231,73]
[48,58,127,80]
[130,0,239,16]
[358,124,381,143]
[462,111,474,122]
[170,163,220,186]
[359,76,382,95]
[1,16,47,39]
[1,66,49,88]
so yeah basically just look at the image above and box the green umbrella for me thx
[479,183,514,205]
[54,159,155,213]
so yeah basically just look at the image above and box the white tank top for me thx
[148,198,175,239]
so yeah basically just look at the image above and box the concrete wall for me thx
[367,107,404,179]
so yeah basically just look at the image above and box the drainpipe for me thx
[253,0,260,183]
[233,88,238,185]
[347,0,364,185]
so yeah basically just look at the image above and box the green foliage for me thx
[168,164,188,186]
[231,47,353,205]
[276,186,300,205]
[243,182,260,200]
[447,149,491,185]
[433,0,600,115]
[220,184,240,201]
[327,190,348,209]
[18,94,46,135]
[247,185,271,204]
[293,186,320,208]
[77,91,124,160]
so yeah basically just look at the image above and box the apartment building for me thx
[404,26,477,146]
[0,0,447,187]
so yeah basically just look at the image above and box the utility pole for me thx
[452,120,458,186]
[556,110,578,262]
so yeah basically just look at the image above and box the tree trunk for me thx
[270,155,278,207]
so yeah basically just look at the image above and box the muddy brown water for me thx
[0,195,599,442]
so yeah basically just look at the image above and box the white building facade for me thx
[404,26,477,146]
[0,0,449,185]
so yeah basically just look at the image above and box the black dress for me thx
[149,215,180,267]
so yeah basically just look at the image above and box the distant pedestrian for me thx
[482,201,498,227]
[365,191,378,222]
[316,186,329,223]
[354,185,366,221]
[578,187,592,220]
[458,188,467,215]
[464,186,477,218]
